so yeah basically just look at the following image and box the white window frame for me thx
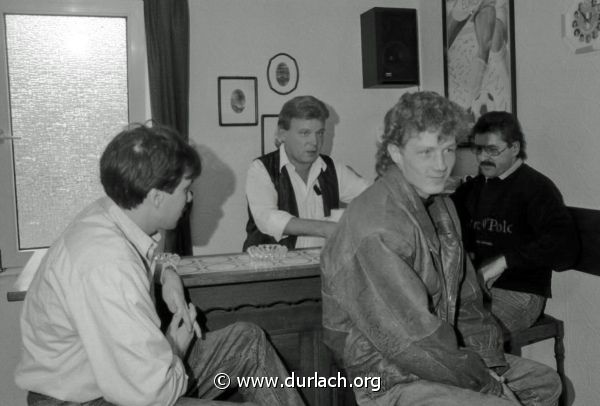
[0,0,149,271]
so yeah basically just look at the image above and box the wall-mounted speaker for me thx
[360,7,419,88]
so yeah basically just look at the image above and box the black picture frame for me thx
[218,76,258,126]
[261,114,279,155]
[266,53,299,95]
[442,0,516,127]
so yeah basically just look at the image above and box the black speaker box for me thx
[360,7,419,88]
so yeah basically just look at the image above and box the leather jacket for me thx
[321,166,507,394]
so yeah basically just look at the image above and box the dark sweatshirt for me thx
[451,163,579,297]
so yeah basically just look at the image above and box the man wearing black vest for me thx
[244,95,369,251]
[451,111,579,334]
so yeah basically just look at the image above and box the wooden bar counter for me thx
[176,248,336,405]
[8,248,341,406]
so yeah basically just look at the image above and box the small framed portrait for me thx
[218,76,258,126]
[266,53,299,95]
[261,114,279,155]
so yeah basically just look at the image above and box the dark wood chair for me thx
[504,313,566,406]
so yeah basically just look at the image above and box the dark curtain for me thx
[144,0,192,256]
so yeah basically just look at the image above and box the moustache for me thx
[480,161,496,168]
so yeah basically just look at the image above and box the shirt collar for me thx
[99,197,160,262]
[278,144,327,173]
[498,158,523,180]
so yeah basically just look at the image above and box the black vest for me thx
[243,151,340,251]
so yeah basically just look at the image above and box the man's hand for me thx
[166,303,197,358]
[489,369,521,404]
[501,383,521,404]
[161,266,192,334]
[480,370,503,397]
[478,256,507,289]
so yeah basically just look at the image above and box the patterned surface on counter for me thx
[177,248,321,275]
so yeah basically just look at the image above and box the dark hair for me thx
[277,95,330,130]
[100,123,202,209]
[375,91,469,176]
[471,111,527,159]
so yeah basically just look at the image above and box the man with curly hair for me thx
[320,91,561,405]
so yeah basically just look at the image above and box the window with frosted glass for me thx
[5,15,129,249]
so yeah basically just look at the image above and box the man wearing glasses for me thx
[452,111,578,334]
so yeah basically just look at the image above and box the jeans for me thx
[28,322,304,406]
[353,353,561,406]
[490,288,546,333]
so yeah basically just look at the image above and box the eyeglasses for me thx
[470,144,509,157]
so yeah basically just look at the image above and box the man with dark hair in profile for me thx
[451,111,578,334]
[15,123,304,406]
[321,92,561,405]
[244,95,369,251]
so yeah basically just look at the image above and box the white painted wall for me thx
[513,2,600,405]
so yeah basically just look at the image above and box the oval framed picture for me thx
[217,76,258,126]
[267,53,299,95]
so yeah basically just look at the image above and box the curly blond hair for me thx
[375,91,469,176]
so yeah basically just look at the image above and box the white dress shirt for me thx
[246,145,370,248]
[15,197,187,406]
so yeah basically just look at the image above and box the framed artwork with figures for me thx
[442,0,516,130]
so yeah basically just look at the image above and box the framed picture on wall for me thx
[218,76,258,126]
[267,53,299,95]
[261,114,279,155]
[442,0,516,127]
